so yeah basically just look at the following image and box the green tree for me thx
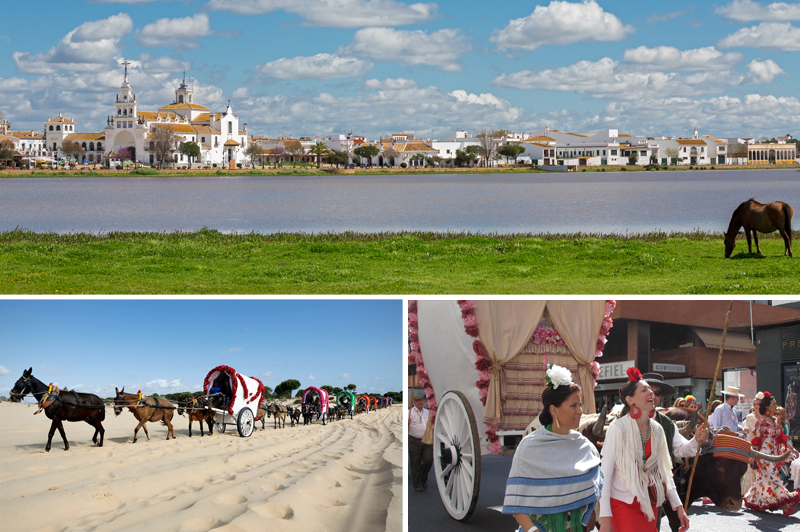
[649,153,658,166]
[627,150,638,166]
[321,385,335,395]
[179,141,201,169]
[353,145,379,165]
[346,383,357,392]
[310,141,330,168]
[285,141,304,167]
[0,139,15,168]
[328,149,348,168]
[498,144,525,164]
[275,379,301,399]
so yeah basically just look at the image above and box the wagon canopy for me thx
[336,391,356,411]
[369,396,378,407]
[203,365,265,416]
[357,394,369,406]
[302,386,329,414]
[415,300,613,452]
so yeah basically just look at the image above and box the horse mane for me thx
[727,198,757,234]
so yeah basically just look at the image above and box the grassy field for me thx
[1,229,797,294]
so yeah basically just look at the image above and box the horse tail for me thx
[785,204,793,236]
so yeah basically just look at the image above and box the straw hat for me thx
[721,385,745,397]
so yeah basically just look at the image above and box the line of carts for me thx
[203,365,392,437]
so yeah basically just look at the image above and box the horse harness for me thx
[31,383,105,415]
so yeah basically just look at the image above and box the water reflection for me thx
[1,170,798,234]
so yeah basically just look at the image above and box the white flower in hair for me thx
[546,364,573,389]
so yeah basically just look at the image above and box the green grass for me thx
[1,229,797,294]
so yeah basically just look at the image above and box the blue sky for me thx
[2,0,800,139]
[0,299,402,399]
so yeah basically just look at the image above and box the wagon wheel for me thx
[215,422,226,434]
[237,407,254,438]
[350,410,354,420]
[433,390,481,521]
[322,412,328,425]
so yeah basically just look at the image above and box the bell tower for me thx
[175,72,194,104]
[113,60,137,124]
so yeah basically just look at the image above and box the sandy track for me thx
[0,402,402,532]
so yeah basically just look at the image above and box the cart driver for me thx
[209,375,232,410]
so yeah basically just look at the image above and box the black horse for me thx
[287,405,301,427]
[9,367,106,451]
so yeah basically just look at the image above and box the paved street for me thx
[408,453,800,532]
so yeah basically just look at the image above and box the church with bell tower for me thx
[47,60,249,167]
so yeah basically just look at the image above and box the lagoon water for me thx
[1,169,799,234]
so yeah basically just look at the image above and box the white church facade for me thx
[45,62,248,167]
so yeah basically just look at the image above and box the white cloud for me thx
[0,365,9,376]
[343,28,470,72]
[600,93,800,136]
[139,54,192,74]
[742,58,785,84]
[308,374,316,380]
[256,53,373,80]
[492,54,781,100]
[492,58,713,100]
[137,14,213,50]
[716,0,800,22]
[234,77,522,139]
[12,13,133,74]
[718,22,800,50]
[623,46,742,71]
[262,371,274,380]
[145,378,185,390]
[491,0,634,51]
[205,0,437,28]
[221,347,243,353]
[342,373,350,379]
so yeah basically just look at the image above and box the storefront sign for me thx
[782,325,800,360]
[653,363,685,373]
[598,360,635,381]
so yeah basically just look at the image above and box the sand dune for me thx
[0,402,402,532]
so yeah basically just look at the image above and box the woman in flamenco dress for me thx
[744,391,800,516]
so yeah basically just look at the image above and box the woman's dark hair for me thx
[618,379,646,418]
[539,383,581,427]
[759,395,774,416]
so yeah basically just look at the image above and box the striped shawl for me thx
[503,426,603,529]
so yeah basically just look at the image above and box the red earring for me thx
[649,408,655,419]
[630,405,642,419]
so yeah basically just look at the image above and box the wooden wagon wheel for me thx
[214,414,226,434]
[433,390,482,521]
[322,412,329,425]
[237,407,255,437]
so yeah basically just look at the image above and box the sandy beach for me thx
[0,401,402,532]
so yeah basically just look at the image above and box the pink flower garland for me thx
[456,300,503,453]
[593,300,616,386]
[408,300,438,422]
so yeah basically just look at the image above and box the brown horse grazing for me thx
[177,396,213,437]
[9,368,106,452]
[724,199,793,258]
[114,387,177,442]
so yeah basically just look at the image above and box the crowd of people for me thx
[409,366,800,531]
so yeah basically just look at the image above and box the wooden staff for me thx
[685,301,734,508]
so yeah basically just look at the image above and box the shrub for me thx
[115,165,122,170]
[621,167,627,171]
[213,163,217,168]
[400,162,407,168]
[601,168,606,172]
[710,166,715,170]
[130,167,159,176]
[237,163,242,168]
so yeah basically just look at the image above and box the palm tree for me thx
[310,141,330,168]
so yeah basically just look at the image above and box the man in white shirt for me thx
[408,393,432,492]
[709,385,744,431]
